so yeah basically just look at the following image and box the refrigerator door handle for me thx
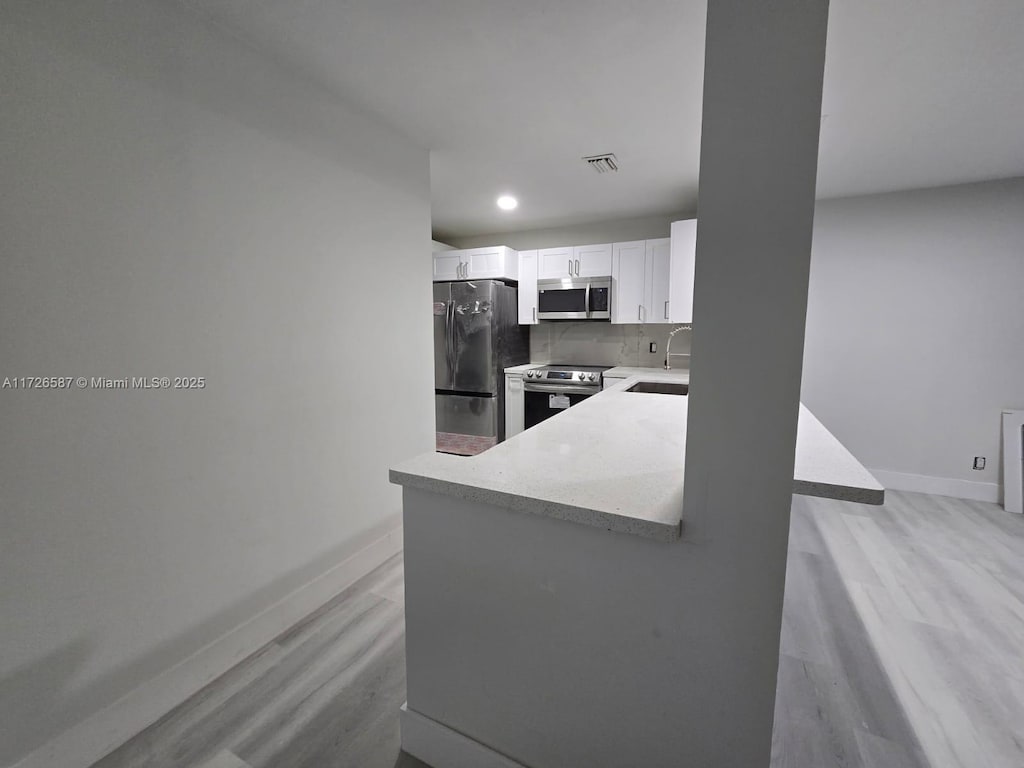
[446,300,455,379]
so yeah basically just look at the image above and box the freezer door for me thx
[451,280,497,394]
[435,394,498,456]
[433,283,453,391]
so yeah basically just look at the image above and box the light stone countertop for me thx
[604,365,689,378]
[503,363,535,375]
[393,373,884,542]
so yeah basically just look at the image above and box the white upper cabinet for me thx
[536,246,575,279]
[611,239,673,325]
[433,246,519,282]
[466,246,518,280]
[669,220,697,323]
[432,251,463,281]
[518,250,538,324]
[536,243,613,279]
[573,243,613,277]
[646,238,672,323]
[612,241,648,324]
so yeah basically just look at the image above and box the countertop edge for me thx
[390,468,682,542]
[793,479,886,505]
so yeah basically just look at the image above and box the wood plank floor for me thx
[91,491,1024,768]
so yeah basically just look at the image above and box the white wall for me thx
[443,211,688,251]
[803,178,1024,501]
[0,1,433,765]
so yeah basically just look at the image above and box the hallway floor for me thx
[92,491,1024,768]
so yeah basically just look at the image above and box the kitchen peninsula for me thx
[393,370,883,541]
[390,372,883,768]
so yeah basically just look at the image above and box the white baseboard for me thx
[869,468,1000,504]
[400,704,528,768]
[12,522,404,768]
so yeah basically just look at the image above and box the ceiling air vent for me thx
[582,153,618,173]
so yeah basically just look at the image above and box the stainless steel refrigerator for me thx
[433,280,529,455]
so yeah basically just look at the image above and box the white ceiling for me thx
[185,0,1024,240]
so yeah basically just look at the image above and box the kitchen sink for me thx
[625,381,689,395]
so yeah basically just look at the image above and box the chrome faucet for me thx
[664,324,692,370]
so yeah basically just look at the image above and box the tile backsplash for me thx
[529,323,692,368]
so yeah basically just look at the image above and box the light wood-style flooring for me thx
[92,491,1024,768]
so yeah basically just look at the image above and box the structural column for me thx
[681,0,831,762]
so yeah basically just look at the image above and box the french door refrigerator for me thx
[433,280,529,455]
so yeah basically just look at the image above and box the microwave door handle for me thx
[585,282,591,318]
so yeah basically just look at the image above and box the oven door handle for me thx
[524,383,597,396]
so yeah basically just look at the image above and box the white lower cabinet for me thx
[504,373,525,438]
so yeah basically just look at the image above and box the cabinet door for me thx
[518,250,538,324]
[433,251,463,281]
[504,374,525,438]
[574,243,613,277]
[466,246,517,281]
[669,220,697,323]
[611,241,647,324]
[646,238,672,324]
[537,247,575,279]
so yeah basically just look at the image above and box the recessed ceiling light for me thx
[496,195,518,211]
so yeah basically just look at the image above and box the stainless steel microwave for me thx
[536,276,612,321]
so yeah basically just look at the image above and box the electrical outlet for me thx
[973,456,986,470]
[649,342,657,354]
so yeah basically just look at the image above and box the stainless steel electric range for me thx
[522,364,612,429]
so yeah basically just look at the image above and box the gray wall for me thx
[803,178,1024,492]
[0,1,433,764]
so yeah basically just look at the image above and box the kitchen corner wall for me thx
[530,323,692,369]
[0,1,433,765]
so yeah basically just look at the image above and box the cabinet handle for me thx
[457,263,462,278]
[533,306,537,323]
[568,259,572,276]
[638,304,642,321]
[664,300,669,319]
[575,259,581,276]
